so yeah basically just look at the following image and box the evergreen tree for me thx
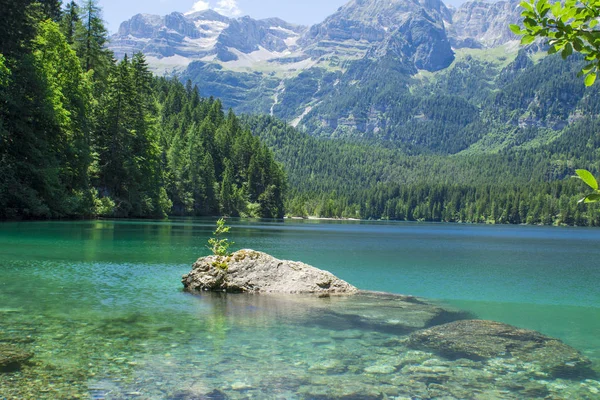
[78,0,112,82]
[60,1,82,45]
[38,0,63,22]
[220,159,236,216]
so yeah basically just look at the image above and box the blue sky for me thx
[99,0,347,33]
[98,0,467,34]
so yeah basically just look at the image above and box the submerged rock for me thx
[0,344,33,372]
[407,319,594,378]
[182,249,358,294]
[314,292,473,335]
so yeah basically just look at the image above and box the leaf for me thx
[551,2,562,17]
[561,43,573,59]
[580,193,600,204]
[520,1,534,12]
[590,19,598,28]
[576,169,599,190]
[509,24,523,35]
[523,17,538,29]
[582,63,596,74]
[536,0,547,14]
[521,35,536,45]
[585,72,597,86]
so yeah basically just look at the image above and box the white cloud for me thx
[215,0,243,17]
[188,1,210,14]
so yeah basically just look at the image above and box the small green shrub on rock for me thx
[208,218,234,270]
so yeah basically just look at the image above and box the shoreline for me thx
[0,215,593,228]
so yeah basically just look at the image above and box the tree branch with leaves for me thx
[575,169,600,203]
[511,0,600,85]
[512,0,600,203]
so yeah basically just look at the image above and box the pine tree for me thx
[220,159,236,216]
[78,0,112,82]
[60,1,82,45]
[39,0,63,22]
[0,0,37,56]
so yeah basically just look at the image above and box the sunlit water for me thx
[1,219,599,399]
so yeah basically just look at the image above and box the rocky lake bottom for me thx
[1,291,599,399]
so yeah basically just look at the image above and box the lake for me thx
[1,219,599,399]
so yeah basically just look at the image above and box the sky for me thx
[99,0,470,34]
[99,0,347,33]
[98,0,465,33]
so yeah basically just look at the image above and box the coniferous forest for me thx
[0,0,285,220]
[247,115,600,226]
[2,0,600,225]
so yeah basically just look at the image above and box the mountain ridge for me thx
[108,0,586,156]
[110,0,523,75]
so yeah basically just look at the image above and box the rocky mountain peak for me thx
[446,0,522,48]
[110,0,522,75]
[298,0,454,71]
[184,9,231,23]
[111,10,308,72]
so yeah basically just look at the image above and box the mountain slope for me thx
[109,0,597,156]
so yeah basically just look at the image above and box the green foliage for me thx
[0,1,285,220]
[39,0,63,22]
[246,114,600,226]
[160,80,286,218]
[0,54,10,88]
[207,218,234,259]
[76,0,113,82]
[513,0,600,209]
[512,0,600,85]
[575,169,600,203]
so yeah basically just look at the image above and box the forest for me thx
[0,0,285,220]
[2,0,600,226]
[247,116,600,226]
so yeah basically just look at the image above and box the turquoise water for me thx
[1,219,599,398]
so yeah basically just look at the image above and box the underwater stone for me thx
[317,292,472,335]
[364,364,396,374]
[307,359,347,374]
[182,249,358,294]
[330,329,364,340]
[230,381,252,390]
[407,319,594,379]
[0,344,33,372]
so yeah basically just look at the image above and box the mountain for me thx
[109,0,595,156]
[110,0,478,75]
[299,0,454,71]
[111,10,307,74]
[446,0,523,49]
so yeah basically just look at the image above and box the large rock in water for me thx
[182,249,358,294]
[407,319,594,378]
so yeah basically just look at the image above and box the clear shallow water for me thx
[1,219,600,399]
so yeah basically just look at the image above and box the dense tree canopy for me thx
[1,0,599,225]
[244,115,600,225]
[0,0,285,219]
